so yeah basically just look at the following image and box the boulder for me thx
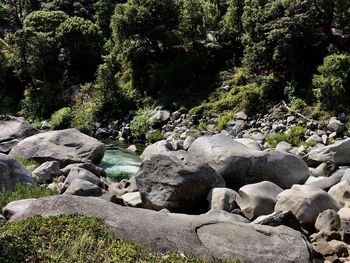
[252,211,302,232]
[201,209,249,224]
[135,152,225,212]
[32,161,61,184]
[307,138,350,166]
[108,176,138,196]
[9,129,104,167]
[60,167,101,194]
[7,195,313,262]
[140,140,172,161]
[121,191,143,208]
[308,174,342,191]
[234,138,262,151]
[183,136,195,150]
[149,110,171,127]
[206,188,238,212]
[315,209,340,232]
[327,120,345,133]
[64,179,105,197]
[275,185,340,230]
[188,134,309,189]
[328,180,350,208]
[0,153,35,192]
[2,199,36,220]
[60,162,106,178]
[310,162,335,178]
[0,139,19,154]
[237,181,283,220]
[276,141,293,152]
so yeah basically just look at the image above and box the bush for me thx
[0,184,57,210]
[147,131,165,143]
[50,107,73,129]
[13,156,40,171]
[216,112,235,131]
[312,54,350,111]
[265,125,307,148]
[71,100,100,135]
[0,214,214,263]
[130,108,153,140]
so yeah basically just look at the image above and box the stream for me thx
[98,144,141,182]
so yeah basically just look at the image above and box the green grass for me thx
[0,184,57,210]
[0,214,238,263]
[147,131,165,143]
[13,156,40,171]
[216,112,235,131]
[265,126,307,148]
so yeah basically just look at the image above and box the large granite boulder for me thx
[275,185,340,231]
[188,134,309,189]
[0,153,35,192]
[307,138,350,166]
[135,152,225,212]
[9,129,104,167]
[0,117,38,153]
[139,140,172,161]
[7,195,313,262]
[328,180,350,208]
[32,161,62,184]
[64,179,105,197]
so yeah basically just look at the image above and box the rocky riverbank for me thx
[2,113,350,262]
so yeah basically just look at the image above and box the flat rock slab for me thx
[9,129,105,167]
[8,195,312,263]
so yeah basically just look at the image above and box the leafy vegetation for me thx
[265,126,307,148]
[50,107,73,129]
[130,108,153,140]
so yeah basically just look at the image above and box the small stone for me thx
[127,145,137,153]
[328,120,345,133]
[235,111,247,120]
[207,188,238,212]
[328,240,348,257]
[315,209,341,232]
[312,239,333,256]
[121,192,143,208]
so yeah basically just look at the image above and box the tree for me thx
[95,0,120,37]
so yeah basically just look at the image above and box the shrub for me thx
[0,214,217,263]
[130,108,153,140]
[50,107,73,129]
[216,112,235,131]
[265,125,307,148]
[13,156,40,171]
[71,100,100,135]
[0,184,57,209]
[147,131,165,143]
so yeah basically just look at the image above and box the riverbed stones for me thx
[0,153,35,192]
[32,161,61,184]
[7,195,313,262]
[136,152,225,212]
[206,188,238,212]
[64,179,105,197]
[237,181,283,220]
[9,129,105,167]
[275,185,340,230]
[60,167,101,194]
[60,162,106,178]
[188,134,309,189]
[328,180,350,208]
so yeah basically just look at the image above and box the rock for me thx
[207,188,238,212]
[276,141,293,152]
[235,111,248,120]
[309,174,342,191]
[275,185,340,230]
[126,145,137,153]
[170,139,184,151]
[32,161,61,184]
[64,179,105,197]
[234,138,262,151]
[121,126,131,139]
[337,207,350,222]
[0,153,35,191]
[40,121,51,130]
[252,211,302,232]
[306,134,323,144]
[188,134,309,189]
[9,129,105,167]
[47,182,63,192]
[98,192,125,205]
[327,120,345,133]
[329,180,350,208]
[183,136,195,150]
[95,128,109,139]
[61,162,106,178]
[150,110,171,127]
[140,140,172,161]
[308,138,350,166]
[201,209,249,224]
[328,240,348,257]
[135,152,225,212]
[0,139,19,154]
[60,167,101,194]
[2,199,36,220]
[0,116,38,143]
[311,162,336,178]
[121,192,143,208]
[287,116,296,124]
[237,181,283,220]
[108,177,138,196]
[312,239,333,256]
[171,111,181,120]
[315,210,341,232]
[7,195,313,262]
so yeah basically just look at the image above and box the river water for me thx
[98,144,141,182]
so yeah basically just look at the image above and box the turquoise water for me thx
[99,145,141,182]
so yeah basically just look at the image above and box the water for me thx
[99,144,141,182]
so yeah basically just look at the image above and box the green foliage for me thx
[216,112,235,131]
[130,108,153,140]
[50,107,72,129]
[312,54,350,111]
[147,131,165,143]
[265,126,307,148]
[0,184,57,209]
[0,214,218,263]
[71,100,100,135]
[13,156,40,170]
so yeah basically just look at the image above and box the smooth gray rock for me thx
[308,174,342,191]
[9,129,105,167]
[315,209,340,232]
[207,188,238,212]
[201,209,249,224]
[276,141,293,152]
[0,117,38,143]
[150,110,171,127]
[109,177,138,197]
[60,167,101,194]
[136,152,225,212]
[252,211,302,232]
[328,180,350,208]
[2,199,36,220]
[183,136,195,150]
[307,138,350,166]
[310,162,335,178]
[237,181,283,220]
[61,162,106,178]
[7,195,313,262]
[121,191,143,208]
[275,185,340,231]
[32,161,61,184]
[0,139,19,154]
[188,134,309,189]
[0,153,34,192]
[140,140,172,161]
[64,179,105,197]
[234,138,262,151]
[327,120,345,133]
